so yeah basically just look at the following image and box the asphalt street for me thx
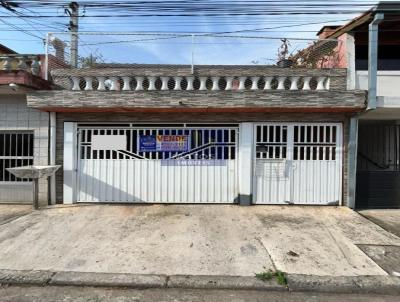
[0,285,399,302]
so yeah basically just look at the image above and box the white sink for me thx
[6,165,61,179]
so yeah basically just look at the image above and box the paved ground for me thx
[0,205,31,225]
[1,285,399,302]
[359,209,400,238]
[0,205,399,277]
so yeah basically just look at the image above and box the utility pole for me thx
[68,2,79,68]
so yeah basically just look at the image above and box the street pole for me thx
[69,1,79,68]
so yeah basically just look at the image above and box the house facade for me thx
[26,65,366,206]
[0,46,53,205]
[312,2,400,208]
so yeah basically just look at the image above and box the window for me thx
[0,131,34,182]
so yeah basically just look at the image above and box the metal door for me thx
[254,123,342,205]
[76,124,238,203]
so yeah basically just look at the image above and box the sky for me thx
[0,0,397,65]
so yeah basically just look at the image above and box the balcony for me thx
[356,71,400,108]
[26,65,366,113]
[0,54,52,91]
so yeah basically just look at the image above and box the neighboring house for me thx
[26,63,365,206]
[303,1,400,208]
[0,44,53,205]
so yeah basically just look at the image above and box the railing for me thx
[0,54,42,76]
[68,75,331,91]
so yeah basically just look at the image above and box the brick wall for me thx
[0,95,49,206]
[55,112,352,206]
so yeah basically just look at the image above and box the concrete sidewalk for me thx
[0,204,399,278]
[359,209,400,238]
[0,205,31,225]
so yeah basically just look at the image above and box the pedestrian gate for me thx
[254,123,343,205]
[77,124,238,203]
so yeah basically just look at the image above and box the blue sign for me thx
[139,135,157,151]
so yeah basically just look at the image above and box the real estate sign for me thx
[139,135,189,152]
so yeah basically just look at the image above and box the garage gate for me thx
[254,123,343,205]
[76,124,238,203]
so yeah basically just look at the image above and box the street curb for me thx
[0,269,54,285]
[0,269,400,294]
[167,275,286,291]
[49,271,167,288]
[286,274,400,295]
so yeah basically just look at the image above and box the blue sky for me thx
[0,1,393,65]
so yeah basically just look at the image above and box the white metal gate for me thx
[254,123,342,205]
[77,124,238,203]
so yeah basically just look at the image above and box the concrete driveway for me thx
[359,210,400,238]
[0,205,31,226]
[0,205,399,277]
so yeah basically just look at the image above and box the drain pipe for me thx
[49,112,57,204]
[368,12,384,109]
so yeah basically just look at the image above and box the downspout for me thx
[50,112,57,204]
[45,33,57,205]
[368,13,384,109]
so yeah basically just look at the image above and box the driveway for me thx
[359,209,400,238]
[0,205,31,226]
[0,205,399,277]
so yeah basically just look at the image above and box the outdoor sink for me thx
[6,165,61,179]
[6,165,61,210]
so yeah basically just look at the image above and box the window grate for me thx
[0,131,34,182]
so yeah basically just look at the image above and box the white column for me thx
[174,76,182,90]
[63,122,77,204]
[97,76,106,91]
[277,76,286,90]
[135,76,144,91]
[302,77,311,90]
[325,77,331,90]
[186,76,194,90]
[109,77,118,91]
[251,76,260,90]
[71,77,81,91]
[238,77,246,90]
[238,123,254,206]
[84,76,93,91]
[316,76,326,90]
[17,56,27,70]
[30,58,40,75]
[122,76,131,91]
[211,77,220,91]
[225,77,233,90]
[290,76,299,90]
[347,117,359,209]
[199,77,207,90]
[161,77,169,90]
[263,76,272,90]
[148,76,157,90]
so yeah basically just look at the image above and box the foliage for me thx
[78,53,105,68]
[255,270,287,285]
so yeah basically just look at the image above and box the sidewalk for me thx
[0,269,400,295]
[0,204,399,294]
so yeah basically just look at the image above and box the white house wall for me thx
[0,95,49,205]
